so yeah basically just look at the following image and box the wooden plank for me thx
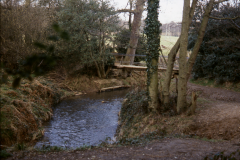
[99,85,131,92]
[113,64,179,73]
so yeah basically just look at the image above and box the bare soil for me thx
[6,138,240,160]
[187,82,240,103]
[5,83,240,160]
[186,83,240,141]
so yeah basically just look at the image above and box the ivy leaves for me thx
[144,0,161,94]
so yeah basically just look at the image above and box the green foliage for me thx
[56,0,119,77]
[15,143,26,150]
[189,5,240,83]
[144,0,162,97]
[75,145,92,151]
[0,150,12,158]
[35,145,63,152]
[115,28,147,62]
[120,89,148,126]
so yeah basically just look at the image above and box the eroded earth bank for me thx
[4,79,240,160]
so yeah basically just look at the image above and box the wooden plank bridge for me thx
[113,64,179,74]
[111,53,179,74]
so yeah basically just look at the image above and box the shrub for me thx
[188,4,240,83]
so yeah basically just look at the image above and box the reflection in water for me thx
[35,89,129,149]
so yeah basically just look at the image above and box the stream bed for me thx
[35,89,130,149]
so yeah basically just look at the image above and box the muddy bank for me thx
[2,75,240,159]
[47,70,146,93]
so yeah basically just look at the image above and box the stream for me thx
[35,89,130,149]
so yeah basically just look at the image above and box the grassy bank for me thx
[190,78,240,92]
[116,80,240,143]
[0,76,73,147]
[116,89,193,141]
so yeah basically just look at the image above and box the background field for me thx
[160,36,179,56]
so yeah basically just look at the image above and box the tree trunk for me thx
[177,0,191,113]
[94,61,102,78]
[148,58,159,112]
[145,0,161,113]
[129,0,133,31]
[186,0,215,81]
[162,0,197,105]
[177,0,215,113]
[162,38,180,103]
[124,0,145,65]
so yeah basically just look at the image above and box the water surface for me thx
[35,89,129,149]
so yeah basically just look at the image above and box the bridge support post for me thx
[122,68,128,79]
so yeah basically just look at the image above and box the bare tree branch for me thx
[231,19,240,30]
[209,16,240,20]
[213,0,228,4]
[117,9,136,14]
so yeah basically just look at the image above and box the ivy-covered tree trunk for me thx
[162,0,197,105]
[177,0,190,113]
[144,0,161,113]
[123,0,145,65]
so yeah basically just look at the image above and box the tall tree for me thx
[118,0,145,65]
[162,0,198,105]
[144,0,161,113]
[129,0,133,31]
[177,0,191,113]
[161,0,229,113]
[176,0,228,113]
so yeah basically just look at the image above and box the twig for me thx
[209,16,240,20]
[48,72,66,80]
[159,49,168,66]
[38,60,44,67]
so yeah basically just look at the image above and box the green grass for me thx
[75,145,92,151]
[160,36,179,56]
[15,143,27,151]
[34,146,64,152]
[192,136,222,142]
[190,78,215,87]
[190,78,240,92]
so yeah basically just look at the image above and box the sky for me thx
[111,0,184,24]
[111,0,239,23]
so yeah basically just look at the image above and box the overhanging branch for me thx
[231,19,240,30]
[213,0,228,4]
[209,16,240,20]
[117,9,136,14]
